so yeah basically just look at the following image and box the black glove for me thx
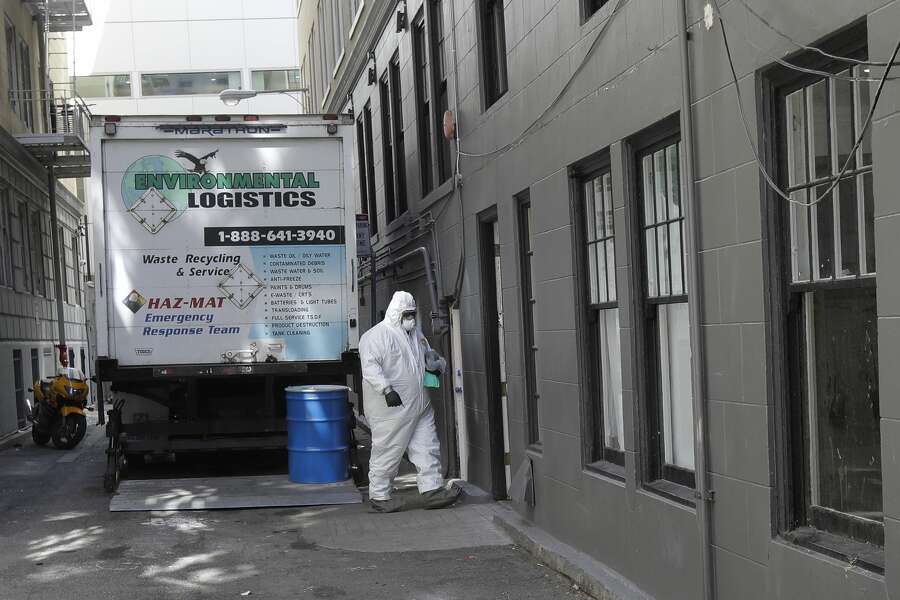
[385,390,403,407]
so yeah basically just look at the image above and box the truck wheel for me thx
[52,414,87,449]
[32,426,51,446]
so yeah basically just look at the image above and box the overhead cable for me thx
[457,0,625,158]
[731,0,900,67]
[713,0,900,207]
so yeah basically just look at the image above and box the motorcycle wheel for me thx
[52,414,87,450]
[32,426,51,446]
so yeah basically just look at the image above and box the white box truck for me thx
[88,115,361,490]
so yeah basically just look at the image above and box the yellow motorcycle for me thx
[31,367,90,449]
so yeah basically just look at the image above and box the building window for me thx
[14,201,31,292]
[479,0,508,108]
[251,69,302,92]
[140,72,241,96]
[0,188,13,288]
[5,18,18,115]
[582,0,610,22]
[59,226,69,304]
[310,25,322,108]
[428,0,451,183]
[31,348,40,383]
[18,38,33,130]
[29,210,45,296]
[412,11,433,195]
[773,51,882,553]
[74,74,132,97]
[72,234,82,306]
[348,0,365,36]
[79,347,86,375]
[517,192,540,445]
[331,0,344,66]
[361,102,378,234]
[317,1,333,84]
[575,164,623,467]
[68,347,75,370]
[380,54,407,225]
[636,134,694,490]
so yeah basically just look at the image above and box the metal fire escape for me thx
[14,1,92,178]
[12,0,92,359]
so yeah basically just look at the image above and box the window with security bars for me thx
[578,168,623,467]
[777,61,882,551]
[638,137,694,489]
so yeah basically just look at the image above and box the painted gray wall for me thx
[325,0,898,597]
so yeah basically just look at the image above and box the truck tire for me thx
[32,426,51,446]
[52,414,87,449]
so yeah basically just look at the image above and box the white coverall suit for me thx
[359,291,444,501]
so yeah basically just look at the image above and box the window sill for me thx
[584,460,626,484]
[384,211,413,237]
[526,442,543,457]
[643,478,695,508]
[420,178,455,212]
[783,527,884,574]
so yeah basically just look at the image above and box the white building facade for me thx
[70,0,305,116]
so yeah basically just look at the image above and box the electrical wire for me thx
[713,0,900,207]
[717,1,896,82]
[724,14,897,83]
[731,0,900,67]
[457,0,626,158]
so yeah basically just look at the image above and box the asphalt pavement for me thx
[0,416,589,599]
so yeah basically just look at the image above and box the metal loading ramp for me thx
[109,475,362,512]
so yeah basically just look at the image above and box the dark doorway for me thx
[479,208,511,499]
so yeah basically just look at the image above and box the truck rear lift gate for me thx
[99,354,364,492]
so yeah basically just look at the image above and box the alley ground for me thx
[0,417,588,600]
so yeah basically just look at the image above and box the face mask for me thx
[401,317,416,332]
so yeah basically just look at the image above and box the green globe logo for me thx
[121,155,190,220]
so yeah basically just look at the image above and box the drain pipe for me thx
[358,246,440,331]
[677,3,715,600]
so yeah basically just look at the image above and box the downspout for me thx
[676,3,715,600]
[48,164,67,355]
[446,0,466,481]
[358,246,440,331]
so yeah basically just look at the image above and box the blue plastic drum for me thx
[285,385,350,484]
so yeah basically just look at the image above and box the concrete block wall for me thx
[328,0,900,597]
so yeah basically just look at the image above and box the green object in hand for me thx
[424,370,441,389]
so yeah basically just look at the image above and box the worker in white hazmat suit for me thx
[359,290,459,513]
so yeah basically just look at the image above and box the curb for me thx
[492,504,654,600]
[448,479,494,505]
[0,426,32,452]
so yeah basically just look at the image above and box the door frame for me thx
[477,206,508,499]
